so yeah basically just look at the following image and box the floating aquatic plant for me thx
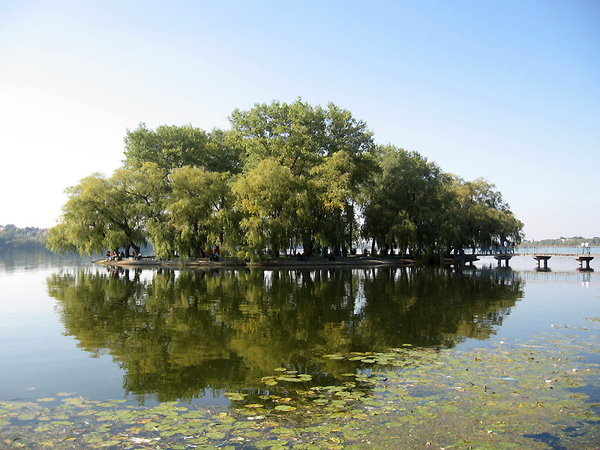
[2,320,599,449]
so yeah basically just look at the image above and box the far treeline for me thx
[48,99,524,262]
[0,224,48,250]
[522,237,600,246]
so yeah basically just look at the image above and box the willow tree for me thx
[362,145,448,256]
[48,173,146,256]
[229,99,375,256]
[47,174,108,255]
[362,146,523,257]
[124,123,243,174]
[111,162,169,222]
[444,178,523,250]
[146,166,232,259]
[317,104,377,255]
[309,149,355,255]
[232,158,299,259]
[115,124,243,257]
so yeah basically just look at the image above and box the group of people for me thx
[105,248,221,261]
[295,251,308,261]
[106,251,125,261]
[106,251,143,261]
[208,248,220,261]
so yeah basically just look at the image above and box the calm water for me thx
[1,251,599,407]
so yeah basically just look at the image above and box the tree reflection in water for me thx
[46,266,522,403]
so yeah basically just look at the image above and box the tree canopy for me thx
[48,99,523,261]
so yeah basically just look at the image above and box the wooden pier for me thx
[452,247,596,271]
[528,253,594,271]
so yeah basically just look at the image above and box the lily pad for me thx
[224,392,247,401]
[273,405,297,412]
[205,430,226,439]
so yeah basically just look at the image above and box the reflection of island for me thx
[46,266,522,402]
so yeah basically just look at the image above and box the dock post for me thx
[533,255,551,270]
[494,254,512,267]
[576,256,594,270]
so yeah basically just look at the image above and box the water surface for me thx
[1,252,598,406]
[2,251,600,448]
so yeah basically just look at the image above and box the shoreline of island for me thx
[93,255,418,270]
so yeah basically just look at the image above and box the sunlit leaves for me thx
[229,99,376,256]
[361,145,524,256]
[153,166,231,258]
[47,173,112,255]
[123,123,242,173]
[233,158,298,258]
[447,177,524,249]
[362,145,448,256]
[47,164,166,256]
[49,99,522,260]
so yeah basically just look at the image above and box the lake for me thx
[1,251,599,449]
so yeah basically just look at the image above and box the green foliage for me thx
[124,123,208,170]
[47,172,148,256]
[362,146,448,256]
[124,123,243,173]
[229,99,326,176]
[229,99,377,256]
[446,177,524,249]
[233,158,300,258]
[164,167,231,258]
[362,145,524,257]
[49,99,525,260]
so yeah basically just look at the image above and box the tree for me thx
[229,99,326,176]
[459,178,523,247]
[124,124,243,173]
[0,224,48,250]
[435,177,524,253]
[321,103,376,191]
[48,174,116,255]
[47,168,158,256]
[124,123,207,170]
[230,99,376,255]
[149,166,231,258]
[233,158,299,258]
[48,99,524,263]
[111,162,169,222]
[205,128,245,174]
[362,146,447,256]
[309,150,355,254]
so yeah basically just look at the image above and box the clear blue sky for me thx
[1,0,598,240]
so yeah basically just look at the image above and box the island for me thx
[48,99,523,264]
